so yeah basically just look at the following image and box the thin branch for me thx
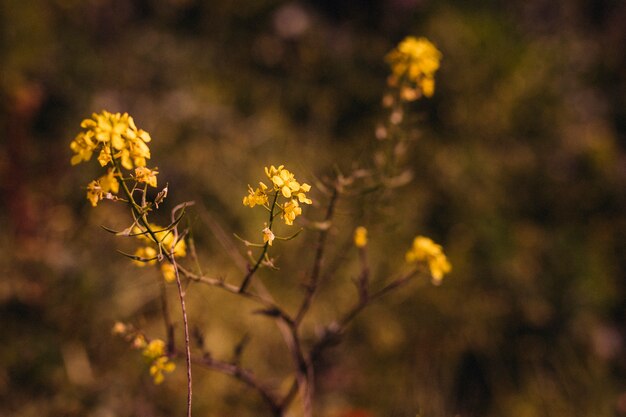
[171,254,193,417]
[295,185,339,324]
[192,355,283,416]
[240,191,280,293]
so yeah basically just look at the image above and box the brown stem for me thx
[171,255,193,417]
[295,185,339,324]
[239,191,280,293]
[192,355,283,416]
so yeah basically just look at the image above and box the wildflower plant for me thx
[70,36,450,417]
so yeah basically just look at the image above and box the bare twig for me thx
[295,185,339,324]
[192,354,283,416]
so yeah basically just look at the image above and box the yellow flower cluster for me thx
[141,339,176,385]
[70,110,159,206]
[405,236,451,284]
[133,223,187,282]
[86,169,119,207]
[386,36,442,100]
[243,165,312,226]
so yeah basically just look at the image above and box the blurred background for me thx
[2,0,626,416]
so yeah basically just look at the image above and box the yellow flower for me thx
[149,356,176,385]
[135,166,158,187]
[262,227,275,246]
[281,199,302,226]
[405,236,451,284]
[134,224,187,258]
[99,169,119,194]
[72,110,153,171]
[142,339,166,361]
[133,246,157,266]
[70,132,97,165]
[142,339,175,384]
[354,226,368,248]
[160,263,176,283]
[386,36,442,99]
[264,165,312,202]
[97,148,113,167]
[243,182,269,207]
[86,180,103,207]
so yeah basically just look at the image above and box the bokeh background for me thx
[2,0,626,416]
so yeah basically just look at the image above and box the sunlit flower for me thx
[70,132,97,165]
[354,226,368,248]
[142,339,175,384]
[386,36,441,99]
[160,263,176,283]
[265,165,312,201]
[142,339,166,360]
[97,148,113,166]
[243,182,269,207]
[282,199,302,226]
[135,166,158,187]
[405,236,451,284]
[86,180,103,207]
[262,227,275,246]
[133,246,157,266]
[149,356,176,384]
[134,223,187,258]
[72,110,153,171]
[99,169,119,194]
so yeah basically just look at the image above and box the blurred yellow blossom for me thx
[354,226,368,248]
[135,223,187,258]
[149,356,176,385]
[135,166,158,187]
[386,36,442,99]
[142,339,175,384]
[142,339,166,360]
[133,246,157,266]
[99,169,119,194]
[86,180,103,207]
[160,263,176,283]
[405,236,451,284]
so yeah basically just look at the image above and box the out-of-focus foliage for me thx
[2,0,626,416]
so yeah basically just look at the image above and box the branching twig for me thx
[192,354,283,416]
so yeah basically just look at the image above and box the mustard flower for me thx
[354,226,368,248]
[262,227,275,246]
[386,36,441,99]
[134,223,187,258]
[71,110,152,170]
[70,133,97,165]
[281,199,302,226]
[99,169,119,194]
[86,180,103,207]
[265,165,312,200]
[244,165,312,226]
[160,263,176,283]
[142,339,166,361]
[405,236,451,284]
[243,183,269,207]
[142,339,175,384]
[135,166,158,187]
[149,356,176,384]
[133,246,157,266]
